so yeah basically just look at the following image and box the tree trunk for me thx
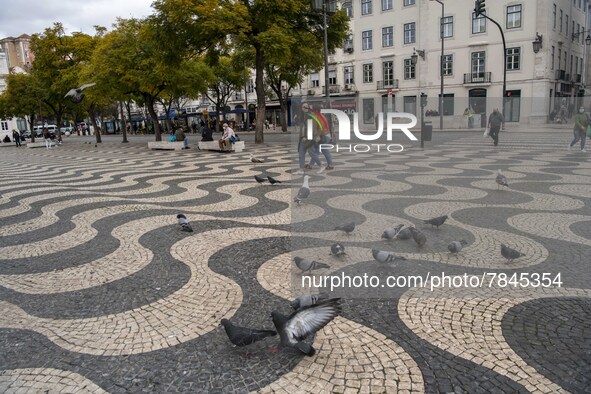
[29,114,36,142]
[279,94,288,132]
[119,101,129,143]
[254,45,265,144]
[90,108,102,143]
[146,95,162,141]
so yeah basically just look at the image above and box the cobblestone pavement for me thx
[0,132,589,393]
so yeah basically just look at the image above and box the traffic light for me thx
[420,93,428,108]
[474,0,485,17]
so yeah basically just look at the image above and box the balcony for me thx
[463,72,492,84]
[573,74,582,83]
[322,84,341,94]
[376,80,399,90]
[555,69,566,80]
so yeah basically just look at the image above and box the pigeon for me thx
[329,243,346,257]
[271,298,341,356]
[448,240,468,255]
[254,174,268,184]
[423,215,448,228]
[220,319,277,347]
[267,175,282,185]
[294,257,330,273]
[250,154,264,163]
[176,213,193,232]
[64,83,96,104]
[382,224,404,240]
[409,227,427,247]
[394,226,413,240]
[294,175,310,204]
[501,244,525,262]
[334,222,355,235]
[496,169,509,189]
[372,249,406,263]
[290,293,329,310]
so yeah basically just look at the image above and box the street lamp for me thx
[430,0,445,130]
[312,0,336,100]
[532,32,543,54]
[410,48,425,65]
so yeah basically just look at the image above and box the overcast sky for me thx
[0,0,155,38]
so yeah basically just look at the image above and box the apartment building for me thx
[0,34,34,71]
[297,0,590,128]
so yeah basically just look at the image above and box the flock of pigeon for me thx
[173,157,523,357]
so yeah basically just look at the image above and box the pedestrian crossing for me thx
[441,132,582,151]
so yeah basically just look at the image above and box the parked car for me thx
[60,126,74,134]
[20,130,32,139]
[33,125,57,137]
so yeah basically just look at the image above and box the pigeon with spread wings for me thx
[64,83,96,104]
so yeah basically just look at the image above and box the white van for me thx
[33,125,57,137]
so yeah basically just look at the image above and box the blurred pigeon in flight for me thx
[447,240,467,255]
[382,224,404,240]
[294,175,310,205]
[64,83,96,104]
[334,222,355,235]
[409,227,427,247]
[501,244,525,262]
[423,215,448,229]
[267,175,282,185]
[496,169,509,190]
[290,293,329,310]
[254,174,268,184]
[220,319,276,347]
[271,298,341,356]
[250,154,264,163]
[176,213,193,232]
[294,256,330,273]
[372,249,406,263]
[329,243,346,257]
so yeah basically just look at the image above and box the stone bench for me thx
[198,141,245,152]
[27,141,59,148]
[148,141,185,150]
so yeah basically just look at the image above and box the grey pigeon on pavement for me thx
[382,224,404,240]
[294,257,330,273]
[271,298,341,356]
[220,319,277,347]
[176,213,193,232]
[254,174,268,184]
[501,244,525,262]
[267,175,282,185]
[409,227,427,247]
[394,226,413,240]
[334,222,356,235]
[448,240,468,255]
[372,249,406,263]
[294,175,310,205]
[250,154,264,163]
[64,83,96,104]
[290,293,329,310]
[496,169,509,190]
[424,215,448,228]
[329,243,346,257]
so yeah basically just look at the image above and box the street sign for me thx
[388,88,393,96]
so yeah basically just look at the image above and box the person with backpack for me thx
[12,130,21,147]
[487,108,505,146]
[568,107,588,152]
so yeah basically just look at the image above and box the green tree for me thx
[0,72,43,141]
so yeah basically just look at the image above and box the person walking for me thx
[295,102,321,175]
[568,107,588,152]
[487,108,505,146]
[463,107,474,129]
[43,128,52,149]
[12,130,21,147]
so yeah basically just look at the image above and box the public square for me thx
[0,129,590,393]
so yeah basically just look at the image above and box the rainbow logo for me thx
[306,110,329,139]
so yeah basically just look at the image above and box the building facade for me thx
[296,0,590,128]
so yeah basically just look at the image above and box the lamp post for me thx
[571,30,591,89]
[312,0,334,105]
[430,0,444,130]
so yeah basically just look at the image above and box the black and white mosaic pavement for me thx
[0,131,589,393]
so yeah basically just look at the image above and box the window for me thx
[344,35,353,52]
[311,73,320,87]
[403,96,417,115]
[363,98,375,124]
[570,54,573,76]
[362,30,373,50]
[404,23,416,44]
[506,47,520,70]
[404,59,416,79]
[442,16,453,38]
[328,70,337,85]
[343,2,353,17]
[382,0,393,11]
[560,10,563,32]
[344,66,354,84]
[576,24,581,43]
[506,5,522,29]
[442,93,454,116]
[382,26,394,47]
[551,46,555,70]
[572,21,575,40]
[472,11,486,34]
[553,4,556,29]
[442,54,453,76]
[403,0,415,5]
[565,15,569,35]
[471,51,485,76]
[1,121,8,131]
[363,63,373,83]
[383,61,394,85]
[382,94,395,113]
[558,49,561,69]
[361,0,372,15]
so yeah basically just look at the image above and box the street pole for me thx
[434,0,444,130]
[483,15,507,115]
[323,2,330,102]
